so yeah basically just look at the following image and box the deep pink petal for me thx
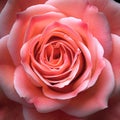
[61,60,114,117]
[14,65,69,113]
[23,107,84,120]
[110,34,120,93]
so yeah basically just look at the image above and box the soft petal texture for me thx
[46,0,112,58]
[0,0,119,119]
[88,0,120,35]
[0,88,24,120]
[0,0,47,37]
[7,4,59,66]
[86,93,120,120]
[0,0,20,37]
[61,60,114,117]
[58,17,105,87]
[110,34,120,92]
[24,11,65,42]
[14,65,69,113]
[0,65,28,105]
[0,35,13,65]
[23,107,83,120]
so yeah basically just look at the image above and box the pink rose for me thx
[0,0,120,120]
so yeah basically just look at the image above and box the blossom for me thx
[0,0,120,120]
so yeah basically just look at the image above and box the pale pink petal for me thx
[0,65,26,105]
[61,60,114,117]
[0,89,24,120]
[110,34,120,93]
[82,6,112,58]
[7,4,59,66]
[46,0,89,18]
[46,0,112,58]
[23,107,83,120]
[24,11,65,42]
[88,0,120,35]
[0,35,13,65]
[14,65,69,113]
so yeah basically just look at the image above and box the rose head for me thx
[0,0,120,120]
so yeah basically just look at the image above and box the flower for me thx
[0,0,120,120]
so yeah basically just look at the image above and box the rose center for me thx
[46,42,61,62]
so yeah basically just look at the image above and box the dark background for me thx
[114,0,120,3]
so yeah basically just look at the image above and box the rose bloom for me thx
[0,0,120,120]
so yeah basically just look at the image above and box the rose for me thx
[0,0,120,120]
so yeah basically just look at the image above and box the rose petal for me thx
[23,107,82,120]
[46,0,89,18]
[0,89,24,120]
[15,0,47,10]
[110,34,120,93]
[0,0,7,12]
[88,0,120,35]
[46,0,112,58]
[61,59,114,117]
[24,11,65,42]
[87,93,120,120]
[0,65,25,104]
[14,65,69,113]
[0,35,13,65]
[58,17,105,87]
[0,0,20,37]
[7,4,59,66]
[0,0,47,37]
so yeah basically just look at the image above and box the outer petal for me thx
[0,89,24,120]
[0,35,13,65]
[0,65,27,105]
[0,0,20,37]
[0,0,7,12]
[88,0,120,35]
[86,93,120,120]
[0,0,47,37]
[46,0,112,58]
[14,65,69,113]
[13,0,47,10]
[61,60,114,117]
[110,34,120,93]
[23,107,83,120]
[7,4,59,66]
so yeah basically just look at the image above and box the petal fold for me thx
[0,65,25,104]
[14,65,69,113]
[110,34,120,93]
[61,59,114,117]
[46,0,112,58]
[23,107,82,120]
[0,35,13,65]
